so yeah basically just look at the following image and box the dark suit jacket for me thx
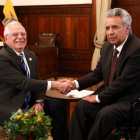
[0,46,47,125]
[77,34,140,117]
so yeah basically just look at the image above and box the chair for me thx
[106,99,140,140]
[37,33,59,49]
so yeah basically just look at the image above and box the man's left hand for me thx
[82,95,97,103]
[31,104,44,112]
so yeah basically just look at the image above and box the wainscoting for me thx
[0,3,96,78]
[0,0,139,78]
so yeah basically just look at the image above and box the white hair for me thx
[106,8,132,33]
[4,21,26,37]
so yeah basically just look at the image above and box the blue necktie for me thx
[19,53,31,107]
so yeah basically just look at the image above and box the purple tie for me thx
[109,49,119,85]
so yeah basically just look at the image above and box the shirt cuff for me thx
[74,80,79,89]
[36,100,44,102]
[96,95,101,103]
[35,100,44,107]
[47,81,51,91]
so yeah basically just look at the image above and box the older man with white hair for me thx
[0,21,70,140]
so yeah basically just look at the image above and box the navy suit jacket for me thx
[0,46,47,125]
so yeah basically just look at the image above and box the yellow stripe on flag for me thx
[2,0,18,26]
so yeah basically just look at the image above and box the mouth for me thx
[109,37,116,41]
[15,41,25,44]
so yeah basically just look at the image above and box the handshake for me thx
[51,79,76,95]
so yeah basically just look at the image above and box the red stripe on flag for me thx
[0,24,5,43]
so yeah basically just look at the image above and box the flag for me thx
[0,14,5,43]
[0,24,4,43]
[0,0,18,44]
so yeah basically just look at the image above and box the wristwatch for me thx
[35,101,44,108]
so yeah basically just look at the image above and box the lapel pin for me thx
[29,58,32,61]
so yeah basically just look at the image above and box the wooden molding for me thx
[15,4,92,15]
[58,53,85,60]
[119,0,139,5]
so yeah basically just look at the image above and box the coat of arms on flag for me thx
[0,0,18,44]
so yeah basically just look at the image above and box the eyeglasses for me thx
[6,32,27,37]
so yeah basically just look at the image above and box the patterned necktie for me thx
[19,53,31,107]
[109,48,119,85]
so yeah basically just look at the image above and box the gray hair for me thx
[4,21,26,37]
[106,8,132,33]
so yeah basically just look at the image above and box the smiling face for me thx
[4,23,27,53]
[105,16,130,48]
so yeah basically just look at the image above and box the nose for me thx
[17,33,23,38]
[108,28,114,35]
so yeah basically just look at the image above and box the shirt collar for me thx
[114,36,128,53]
[13,50,25,57]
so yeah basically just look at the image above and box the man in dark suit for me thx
[0,21,70,140]
[68,8,140,140]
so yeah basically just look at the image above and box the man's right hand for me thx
[59,79,76,90]
[51,81,73,94]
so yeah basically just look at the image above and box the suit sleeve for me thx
[0,52,47,93]
[77,52,103,90]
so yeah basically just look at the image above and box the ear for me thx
[4,36,8,43]
[125,25,130,34]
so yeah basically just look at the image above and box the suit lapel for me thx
[115,34,134,72]
[5,46,26,73]
[5,46,34,78]
[24,49,33,78]
[106,45,114,85]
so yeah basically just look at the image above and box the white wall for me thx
[0,0,92,6]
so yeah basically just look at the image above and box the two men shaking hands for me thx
[51,79,76,95]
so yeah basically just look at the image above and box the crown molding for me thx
[15,4,92,15]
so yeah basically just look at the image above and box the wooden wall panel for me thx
[115,0,140,38]
[119,5,138,37]
[131,17,138,37]
[27,17,38,45]
[2,1,140,78]
[34,47,58,79]
[50,17,61,33]
[38,17,50,33]
[76,16,90,50]
[50,17,62,46]
[4,4,93,77]
[18,17,27,31]
[58,50,93,77]
[63,17,75,49]
[119,0,139,5]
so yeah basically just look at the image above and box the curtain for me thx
[91,0,112,70]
